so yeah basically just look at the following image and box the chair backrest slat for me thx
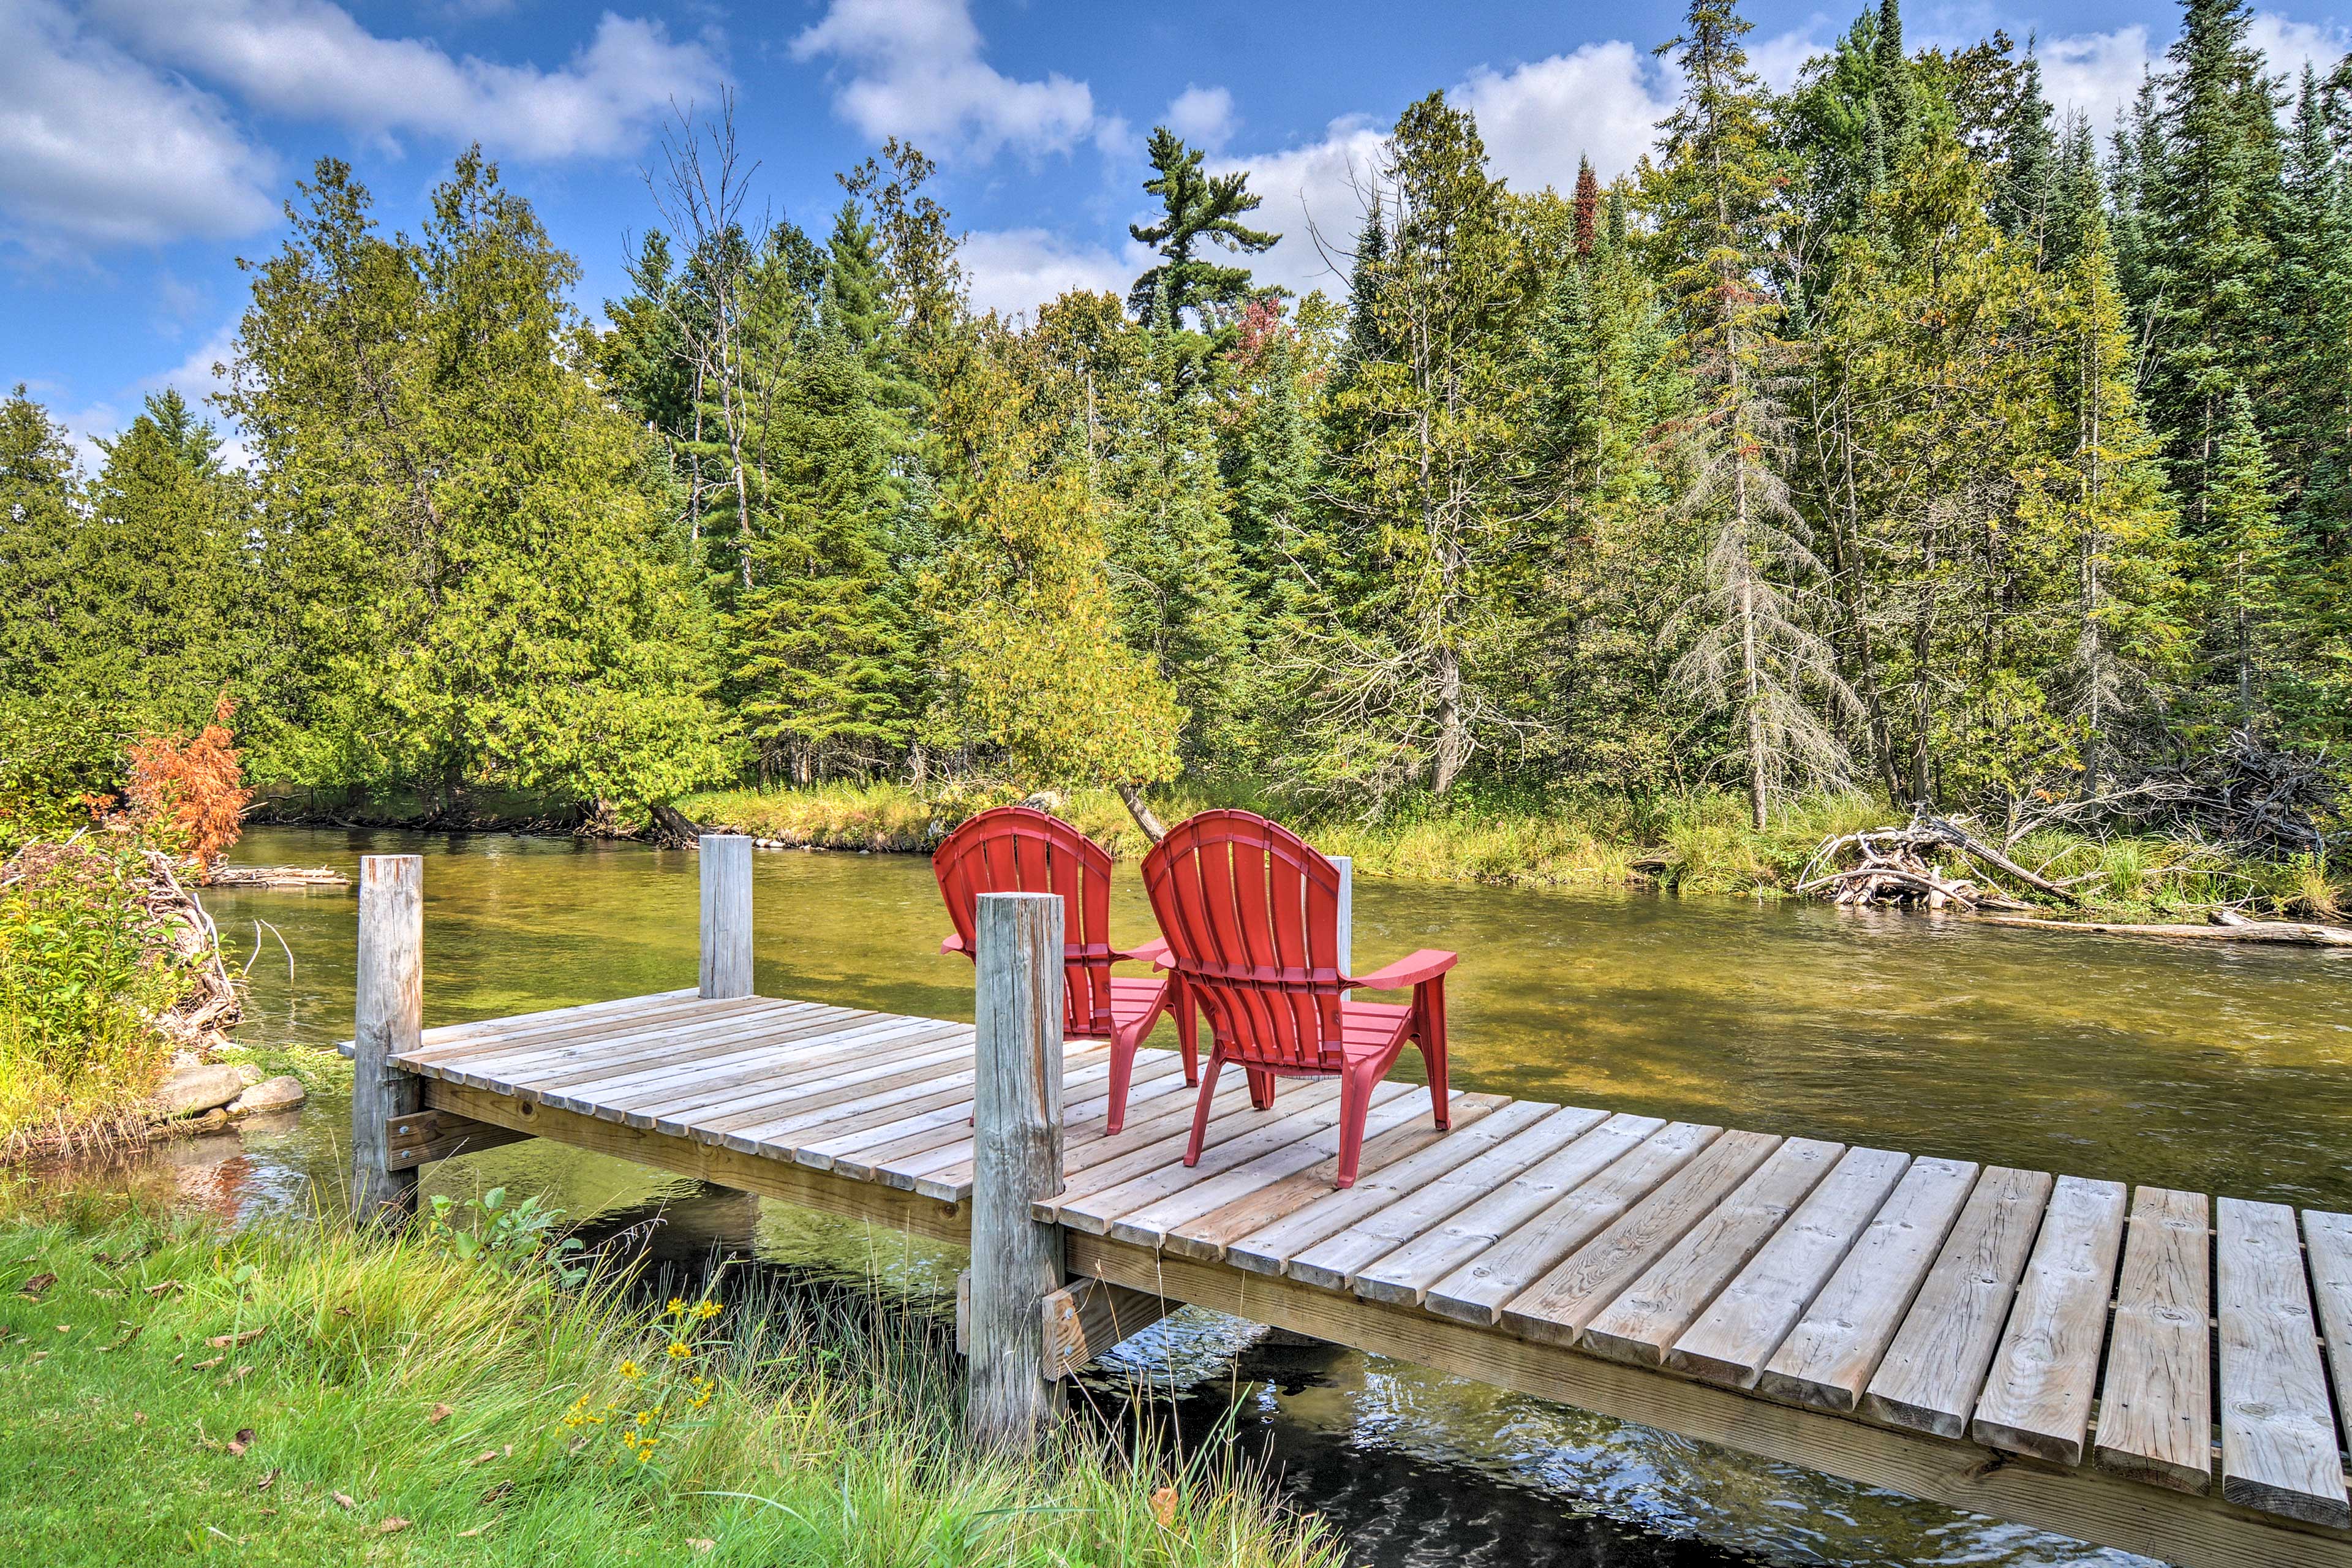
[933,806,1117,1038]
[1140,811,1344,1072]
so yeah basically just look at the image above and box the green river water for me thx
[79,825,2352,1567]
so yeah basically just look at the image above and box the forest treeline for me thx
[6,0,2348,843]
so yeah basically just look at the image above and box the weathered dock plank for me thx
[2094,1185,2214,1493]
[1580,1136,1844,1367]
[1501,1129,1784,1347]
[1970,1175,2128,1463]
[1423,1120,1721,1327]
[2217,1197,2350,1527]
[1669,1145,1909,1387]
[1758,1155,1979,1411]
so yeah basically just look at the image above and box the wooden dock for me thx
[347,845,2352,1568]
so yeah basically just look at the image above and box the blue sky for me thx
[7,0,2350,464]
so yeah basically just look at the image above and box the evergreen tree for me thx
[2134,0,2285,527]
[1126,127,1280,341]
[2206,385,2299,726]
[1572,157,1600,257]
[2269,66,2352,550]
[221,153,725,815]
[77,391,254,728]
[2031,205,2186,785]
[1648,0,1852,826]
[1990,42,2058,251]
[1297,92,1540,799]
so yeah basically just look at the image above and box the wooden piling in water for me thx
[965,890,1066,1450]
[350,854,423,1222]
[699,834,754,1000]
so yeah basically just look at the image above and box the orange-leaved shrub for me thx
[120,695,252,880]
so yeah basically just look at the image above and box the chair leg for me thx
[1419,979,1450,1130]
[1246,1067,1275,1110]
[1334,1064,1376,1189]
[1105,1032,1136,1137]
[1177,987,1199,1085]
[1183,1050,1226,1168]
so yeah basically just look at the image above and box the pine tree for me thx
[2206,385,2298,726]
[2269,66,2352,550]
[1990,42,2058,251]
[2031,205,2185,785]
[77,391,254,730]
[1126,127,1280,340]
[1572,158,1600,257]
[1648,0,1852,826]
[1298,92,1539,799]
[2134,0,2285,527]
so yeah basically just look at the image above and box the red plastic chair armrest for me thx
[940,933,970,958]
[1345,949,1458,990]
[1118,937,1172,967]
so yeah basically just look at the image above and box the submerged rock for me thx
[228,1076,306,1115]
[149,1063,247,1119]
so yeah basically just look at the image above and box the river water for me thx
[86,826,2352,1566]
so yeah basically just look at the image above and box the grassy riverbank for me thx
[0,1198,1332,1567]
[679,781,2343,921]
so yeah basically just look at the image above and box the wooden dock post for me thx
[350,854,424,1223]
[965,890,1066,1450]
[699,834,754,1000]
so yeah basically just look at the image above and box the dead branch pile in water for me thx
[1796,806,2063,912]
[1,836,243,1057]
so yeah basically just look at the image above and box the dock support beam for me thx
[965,891,1066,1451]
[351,854,424,1223]
[699,834,754,999]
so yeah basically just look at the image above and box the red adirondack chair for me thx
[933,805,1195,1134]
[1139,810,1455,1189]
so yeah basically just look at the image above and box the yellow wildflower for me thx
[692,1300,723,1321]
[665,1341,692,1361]
[665,1298,686,1317]
[617,1360,643,1379]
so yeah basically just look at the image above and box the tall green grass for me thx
[682,778,2343,918]
[0,840,184,1152]
[0,1202,1336,1567]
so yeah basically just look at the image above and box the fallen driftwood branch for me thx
[1970,914,2352,948]
[1796,806,2043,912]
[206,865,350,889]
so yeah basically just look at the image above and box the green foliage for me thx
[220,151,727,816]
[15,0,2352,867]
[423,1187,587,1284]
[0,840,183,1145]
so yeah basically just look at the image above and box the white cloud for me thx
[1458,42,1676,192]
[960,228,1151,321]
[1750,25,1833,92]
[2035,26,2157,138]
[1164,84,1235,149]
[147,322,241,411]
[791,0,1099,162]
[86,0,722,161]
[2249,12,2352,87]
[1221,43,1678,298]
[0,0,278,247]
